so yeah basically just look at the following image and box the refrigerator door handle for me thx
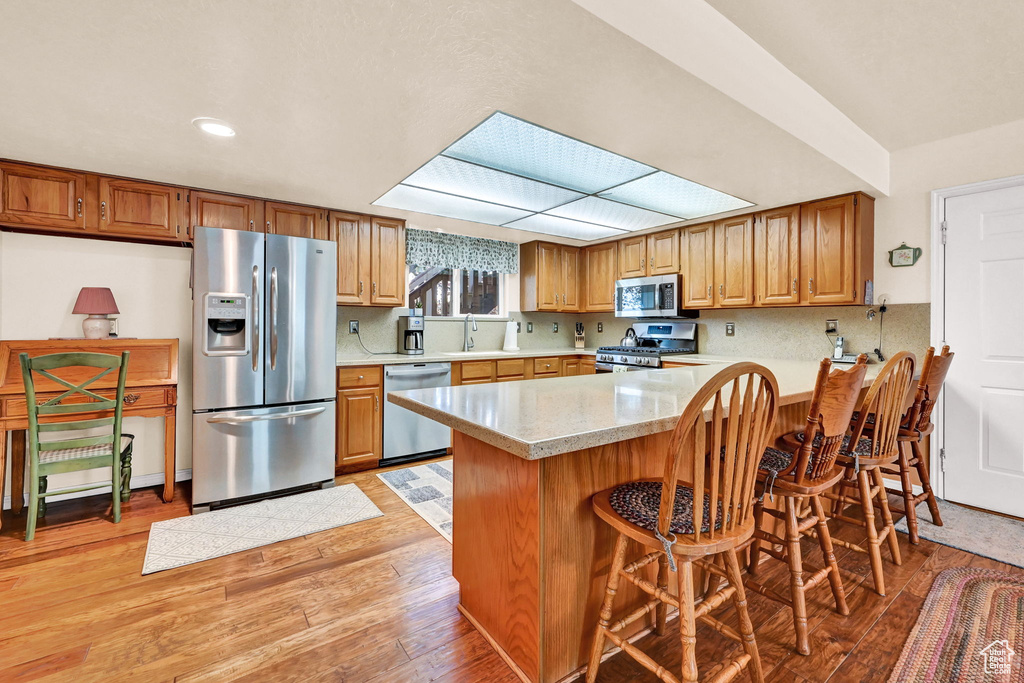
[206,406,327,424]
[270,266,279,371]
[252,265,260,372]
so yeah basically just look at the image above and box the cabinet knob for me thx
[266,220,271,231]
[76,197,82,217]
[792,278,797,295]
[359,281,364,295]
[707,285,712,298]
[372,282,377,294]
[100,201,107,220]
[719,284,724,296]
[375,395,379,411]
[358,375,364,379]
[249,219,255,231]
[554,293,559,304]
[808,278,814,295]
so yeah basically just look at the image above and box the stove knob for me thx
[619,356,627,363]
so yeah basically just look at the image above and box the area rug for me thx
[377,460,453,542]
[142,484,383,574]
[895,499,1024,569]
[889,567,1024,682]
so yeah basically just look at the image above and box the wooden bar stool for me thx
[878,346,953,544]
[586,363,779,683]
[746,356,867,655]
[800,352,917,596]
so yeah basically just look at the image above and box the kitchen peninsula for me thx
[388,358,884,683]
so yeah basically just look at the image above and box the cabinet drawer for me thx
[4,386,167,419]
[460,361,495,382]
[338,365,383,389]
[495,359,526,378]
[533,357,561,375]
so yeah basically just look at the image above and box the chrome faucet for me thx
[464,313,478,352]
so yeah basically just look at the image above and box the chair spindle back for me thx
[849,352,916,462]
[904,345,954,432]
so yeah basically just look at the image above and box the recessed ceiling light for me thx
[192,117,236,137]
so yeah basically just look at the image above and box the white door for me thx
[943,182,1024,517]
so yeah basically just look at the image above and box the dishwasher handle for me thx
[385,365,451,378]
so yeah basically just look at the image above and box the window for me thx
[407,266,504,317]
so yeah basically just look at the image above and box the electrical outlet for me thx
[349,320,359,334]
[725,322,735,337]
[527,322,533,333]
[553,322,559,333]
[597,322,603,333]
[825,319,839,334]
[516,322,521,333]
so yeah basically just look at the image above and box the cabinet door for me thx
[336,386,381,471]
[582,242,617,312]
[680,223,715,308]
[561,359,581,376]
[801,195,857,304]
[647,229,680,275]
[265,201,327,239]
[755,205,800,306]
[535,242,560,311]
[580,358,597,375]
[97,177,185,240]
[190,191,263,236]
[332,212,370,305]
[559,246,581,312]
[714,215,754,307]
[370,217,406,306]
[617,234,647,279]
[0,162,88,232]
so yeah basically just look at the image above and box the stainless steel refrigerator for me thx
[191,226,337,513]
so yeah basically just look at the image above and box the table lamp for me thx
[73,287,119,339]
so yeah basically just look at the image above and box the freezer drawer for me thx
[192,401,335,510]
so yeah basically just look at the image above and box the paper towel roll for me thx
[502,320,519,351]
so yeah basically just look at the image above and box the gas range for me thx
[596,322,697,371]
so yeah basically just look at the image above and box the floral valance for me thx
[406,228,519,274]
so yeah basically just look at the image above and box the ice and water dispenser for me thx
[202,293,250,356]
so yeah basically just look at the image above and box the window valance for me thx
[406,228,519,274]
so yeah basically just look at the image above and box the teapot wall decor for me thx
[888,242,922,267]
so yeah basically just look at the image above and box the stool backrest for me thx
[905,345,954,432]
[662,362,778,544]
[790,355,868,485]
[849,351,916,462]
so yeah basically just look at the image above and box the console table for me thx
[0,339,178,530]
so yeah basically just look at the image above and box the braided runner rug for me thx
[889,567,1024,682]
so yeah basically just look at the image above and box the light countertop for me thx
[336,347,600,366]
[387,356,882,460]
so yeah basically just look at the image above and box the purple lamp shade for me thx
[72,287,119,315]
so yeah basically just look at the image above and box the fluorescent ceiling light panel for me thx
[374,184,532,226]
[599,171,754,219]
[503,213,626,241]
[545,196,677,231]
[403,155,584,212]
[444,113,655,194]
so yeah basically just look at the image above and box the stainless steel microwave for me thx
[614,274,698,318]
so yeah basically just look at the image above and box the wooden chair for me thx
[878,346,953,544]
[586,363,779,683]
[19,351,133,541]
[745,356,867,655]
[801,352,916,596]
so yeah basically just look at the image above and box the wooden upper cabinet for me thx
[370,217,406,306]
[680,223,715,308]
[559,246,580,312]
[801,194,870,305]
[0,162,88,232]
[714,215,754,307]
[332,212,371,305]
[755,205,801,306]
[646,229,680,275]
[617,234,647,279]
[265,201,328,240]
[97,177,185,241]
[582,241,617,312]
[190,191,263,236]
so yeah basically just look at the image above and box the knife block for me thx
[574,333,585,349]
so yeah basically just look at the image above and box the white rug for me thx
[377,460,453,542]
[142,484,383,574]
[895,498,1024,568]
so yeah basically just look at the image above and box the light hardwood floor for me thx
[0,461,1016,682]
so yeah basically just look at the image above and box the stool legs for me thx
[896,442,919,543]
[857,468,886,596]
[783,497,811,655]
[679,561,698,682]
[586,533,629,683]
[748,498,766,574]
[656,553,670,636]
[725,547,764,683]
[912,440,943,527]
[810,494,848,617]
[873,468,902,565]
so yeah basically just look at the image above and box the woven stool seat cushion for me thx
[39,435,134,464]
[794,432,873,456]
[608,481,723,535]
[758,446,803,474]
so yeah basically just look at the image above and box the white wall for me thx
[874,117,1024,304]
[1,232,192,506]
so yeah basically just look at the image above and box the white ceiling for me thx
[704,0,1024,151]
[2,1,1017,245]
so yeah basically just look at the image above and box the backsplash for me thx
[337,304,931,361]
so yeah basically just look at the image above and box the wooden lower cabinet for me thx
[561,358,581,376]
[496,359,526,382]
[581,358,596,375]
[336,366,382,473]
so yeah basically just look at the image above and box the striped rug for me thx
[889,567,1024,682]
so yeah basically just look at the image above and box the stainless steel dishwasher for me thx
[382,362,453,466]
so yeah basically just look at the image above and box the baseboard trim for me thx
[2,469,192,510]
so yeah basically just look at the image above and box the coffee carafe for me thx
[397,314,424,355]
